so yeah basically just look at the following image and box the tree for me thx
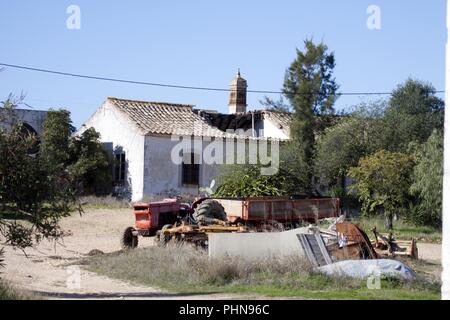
[258,96,291,112]
[39,110,112,195]
[314,101,386,188]
[0,97,75,249]
[381,79,444,152]
[39,109,74,172]
[410,129,443,227]
[283,39,339,190]
[348,150,415,230]
[68,128,112,194]
[315,117,367,188]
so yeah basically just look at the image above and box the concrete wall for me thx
[208,228,310,259]
[143,135,221,197]
[77,101,145,201]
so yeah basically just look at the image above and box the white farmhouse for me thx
[78,72,292,201]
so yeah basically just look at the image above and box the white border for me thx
[442,0,450,300]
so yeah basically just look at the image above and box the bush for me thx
[0,279,36,300]
[214,142,309,197]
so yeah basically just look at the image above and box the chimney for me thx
[228,69,247,113]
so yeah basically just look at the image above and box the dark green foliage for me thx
[0,97,74,249]
[314,80,444,228]
[283,39,339,191]
[39,109,112,195]
[68,128,112,195]
[283,39,339,116]
[39,109,74,172]
[0,97,111,252]
[381,79,444,152]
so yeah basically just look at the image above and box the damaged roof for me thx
[107,97,292,139]
[201,110,292,137]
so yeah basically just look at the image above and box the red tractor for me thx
[122,196,341,249]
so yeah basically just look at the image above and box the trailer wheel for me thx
[155,224,173,246]
[122,227,138,249]
[193,199,227,225]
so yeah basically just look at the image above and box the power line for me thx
[0,62,445,96]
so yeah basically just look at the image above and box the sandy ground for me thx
[1,209,442,299]
[417,243,441,262]
[1,209,256,300]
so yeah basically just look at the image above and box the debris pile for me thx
[298,215,419,279]
[303,216,418,263]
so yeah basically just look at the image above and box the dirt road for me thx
[417,243,441,262]
[1,209,254,300]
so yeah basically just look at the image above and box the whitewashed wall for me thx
[77,101,145,201]
[262,118,289,139]
[143,135,221,197]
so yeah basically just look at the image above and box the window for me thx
[114,152,126,182]
[182,153,199,185]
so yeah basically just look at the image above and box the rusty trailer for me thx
[213,197,341,224]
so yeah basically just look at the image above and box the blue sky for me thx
[0,0,446,128]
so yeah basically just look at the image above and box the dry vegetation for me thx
[77,195,131,209]
[84,243,441,300]
[0,279,37,300]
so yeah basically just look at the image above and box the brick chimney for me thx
[228,69,247,113]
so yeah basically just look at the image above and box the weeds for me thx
[77,195,131,209]
[85,243,440,299]
[356,216,441,243]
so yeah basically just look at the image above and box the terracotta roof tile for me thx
[108,97,247,138]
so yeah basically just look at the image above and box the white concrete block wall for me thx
[208,228,310,259]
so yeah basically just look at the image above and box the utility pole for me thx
[443,0,450,300]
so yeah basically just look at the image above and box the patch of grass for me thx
[356,217,441,243]
[83,244,440,300]
[78,195,131,209]
[0,279,38,300]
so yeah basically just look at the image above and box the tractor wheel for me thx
[122,227,138,249]
[193,199,227,225]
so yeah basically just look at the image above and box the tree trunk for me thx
[384,210,393,230]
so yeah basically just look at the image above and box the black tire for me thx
[193,199,227,225]
[122,227,138,249]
